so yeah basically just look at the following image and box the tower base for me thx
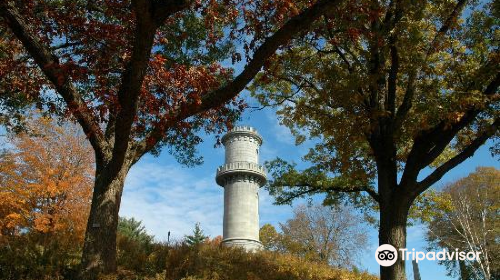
[222,238,263,251]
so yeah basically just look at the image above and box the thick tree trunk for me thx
[379,198,411,280]
[79,162,130,279]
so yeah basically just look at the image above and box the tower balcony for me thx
[216,161,267,187]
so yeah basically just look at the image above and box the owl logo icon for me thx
[375,244,398,266]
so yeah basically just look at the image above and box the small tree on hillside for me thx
[184,223,207,247]
[118,217,154,247]
[260,204,367,268]
[116,216,156,273]
[259,224,283,252]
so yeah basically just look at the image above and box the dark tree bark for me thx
[459,259,471,280]
[379,192,412,280]
[80,157,132,277]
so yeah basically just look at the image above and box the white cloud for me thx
[120,161,224,242]
[120,159,297,243]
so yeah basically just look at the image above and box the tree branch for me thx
[414,118,500,196]
[387,43,398,116]
[276,188,322,205]
[0,1,108,161]
[395,0,468,131]
[134,0,343,158]
[322,16,353,73]
[393,69,416,130]
[400,65,500,188]
[151,0,191,25]
[196,0,339,112]
[106,0,187,173]
[280,182,380,204]
[51,41,83,51]
[426,0,467,57]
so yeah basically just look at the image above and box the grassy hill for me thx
[111,241,377,280]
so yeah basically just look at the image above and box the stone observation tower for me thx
[215,126,266,251]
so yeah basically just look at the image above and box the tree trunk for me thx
[458,260,470,280]
[79,161,130,280]
[379,197,411,280]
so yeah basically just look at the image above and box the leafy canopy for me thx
[252,0,499,206]
[0,115,93,237]
[0,0,337,166]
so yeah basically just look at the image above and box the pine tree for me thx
[184,223,207,246]
[117,217,154,248]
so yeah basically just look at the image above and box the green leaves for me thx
[265,157,378,208]
[254,0,498,206]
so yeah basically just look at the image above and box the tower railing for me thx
[221,126,263,145]
[215,161,267,186]
[216,161,266,174]
[230,126,257,133]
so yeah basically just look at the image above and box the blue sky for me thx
[119,91,499,280]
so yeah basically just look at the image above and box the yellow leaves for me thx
[429,146,458,168]
[0,116,94,239]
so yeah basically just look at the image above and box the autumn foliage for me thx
[0,0,313,143]
[163,241,377,280]
[0,116,94,279]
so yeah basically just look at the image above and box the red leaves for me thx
[2,0,315,148]
[346,28,361,41]
[0,35,45,98]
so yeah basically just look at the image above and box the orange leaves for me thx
[0,116,94,240]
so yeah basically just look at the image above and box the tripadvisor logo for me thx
[375,244,398,267]
[375,244,482,267]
